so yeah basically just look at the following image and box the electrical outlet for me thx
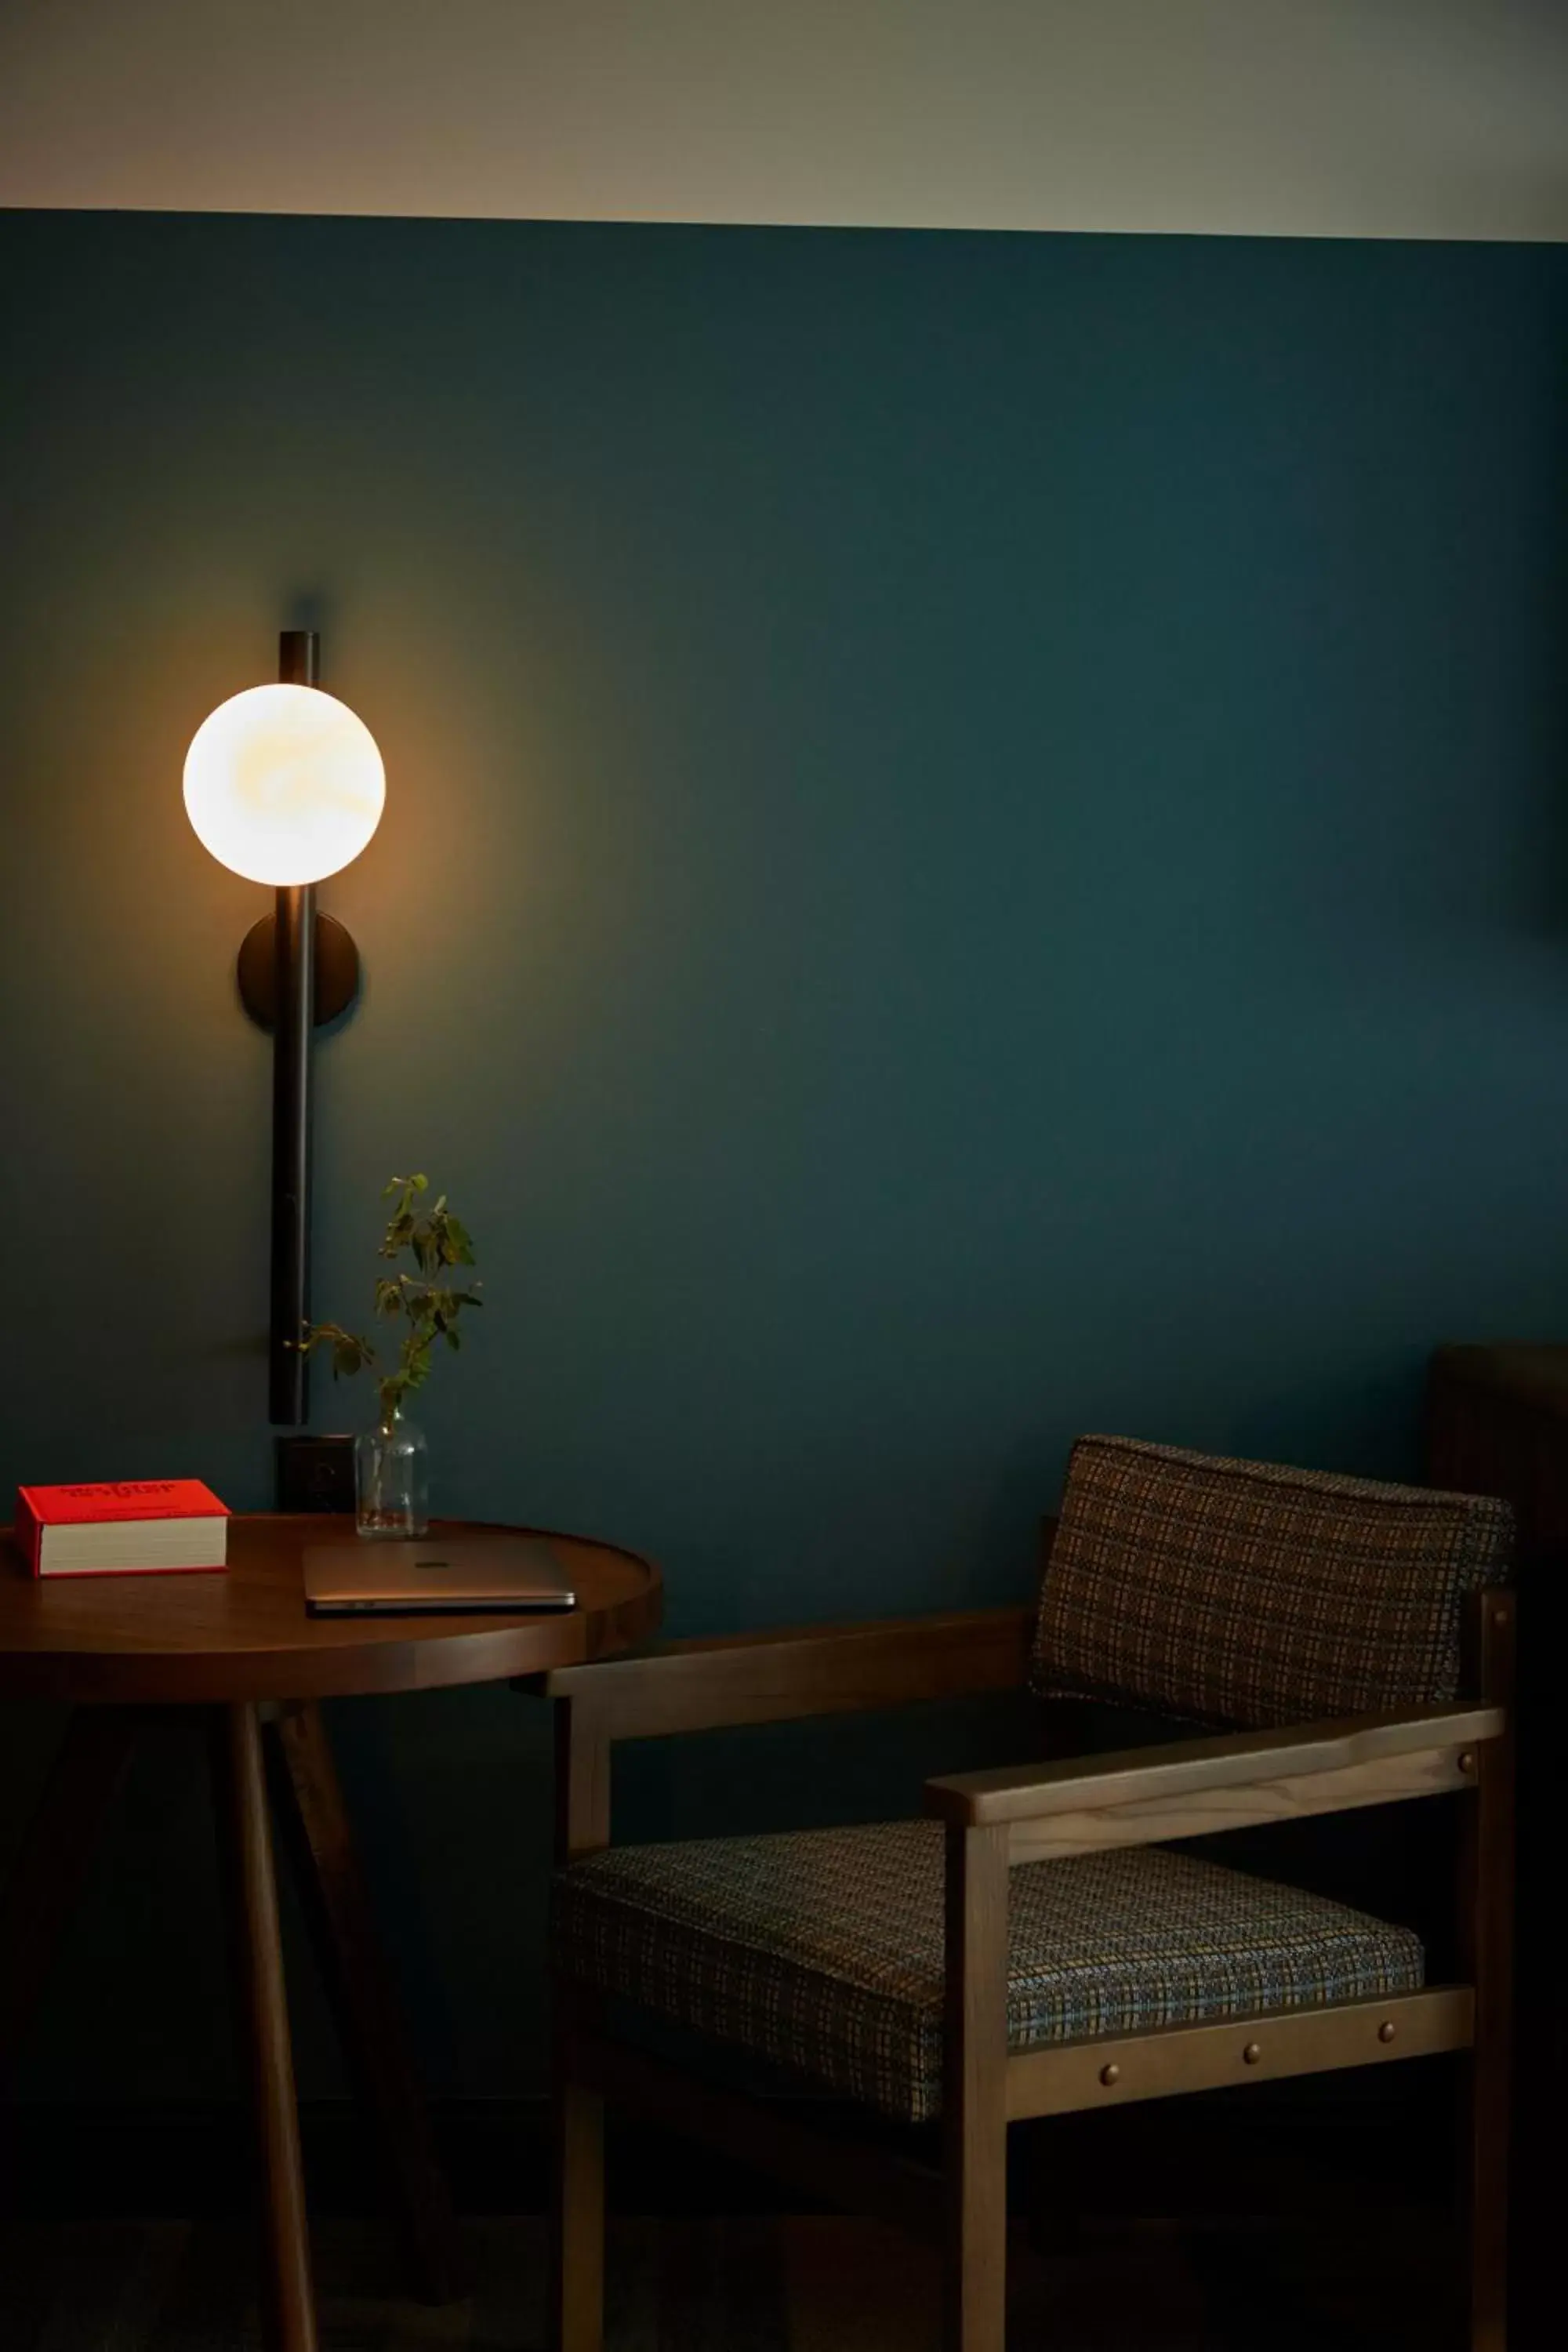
[275,1432,355,1513]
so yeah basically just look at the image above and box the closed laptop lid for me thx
[303,1532,577,1615]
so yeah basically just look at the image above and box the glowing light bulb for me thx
[183,682,385,886]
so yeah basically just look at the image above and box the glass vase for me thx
[354,1409,429,1539]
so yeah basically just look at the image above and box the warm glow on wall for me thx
[183,681,385,886]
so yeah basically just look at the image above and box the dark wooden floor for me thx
[0,2071,1475,2347]
[0,2200,1458,2351]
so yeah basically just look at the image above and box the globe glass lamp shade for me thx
[183,682,386,887]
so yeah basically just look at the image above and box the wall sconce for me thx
[184,630,384,1425]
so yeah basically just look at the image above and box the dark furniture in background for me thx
[546,1436,1516,2352]
[0,1512,662,2352]
[1428,1345,1568,2350]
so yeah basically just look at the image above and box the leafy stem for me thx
[299,1174,482,1425]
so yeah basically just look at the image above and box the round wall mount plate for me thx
[237,910,361,1029]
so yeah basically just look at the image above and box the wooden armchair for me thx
[543,1436,1516,2352]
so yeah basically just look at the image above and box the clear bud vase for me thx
[355,1409,430,1539]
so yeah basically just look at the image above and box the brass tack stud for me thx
[1099,2063,1120,2087]
[1458,1751,1476,1775]
[1377,2020,1397,2045]
[1243,2042,1262,2066]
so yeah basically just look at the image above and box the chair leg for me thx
[1465,2038,1509,2352]
[945,2115,1008,2352]
[1461,1588,1515,2352]
[550,2009,605,2352]
[942,1823,1010,2352]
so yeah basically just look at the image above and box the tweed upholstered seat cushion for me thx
[553,1820,1424,2125]
[1033,1436,1513,1728]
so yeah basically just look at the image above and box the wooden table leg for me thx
[0,1708,140,2085]
[212,1701,318,2352]
[550,1992,605,2352]
[266,1700,466,2304]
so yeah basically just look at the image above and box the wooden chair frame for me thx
[543,1535,1515,2352]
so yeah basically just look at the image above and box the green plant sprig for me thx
[300,1174,481,1426]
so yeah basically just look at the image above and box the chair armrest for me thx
[924,1702,1504,1862]
[542,1604,1036,1740]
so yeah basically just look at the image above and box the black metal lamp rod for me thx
[270,627,319,1425]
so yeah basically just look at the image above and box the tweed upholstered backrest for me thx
[1032,1436,1514,1730]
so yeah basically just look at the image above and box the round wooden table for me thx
[0,1513,662,2352]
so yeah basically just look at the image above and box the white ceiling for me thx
[2,0,1566,240]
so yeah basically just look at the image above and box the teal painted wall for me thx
[2,211,1567,2101]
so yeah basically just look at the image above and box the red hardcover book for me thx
[14,1479,230,1577]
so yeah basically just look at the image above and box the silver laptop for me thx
[303,1532,578,1617]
